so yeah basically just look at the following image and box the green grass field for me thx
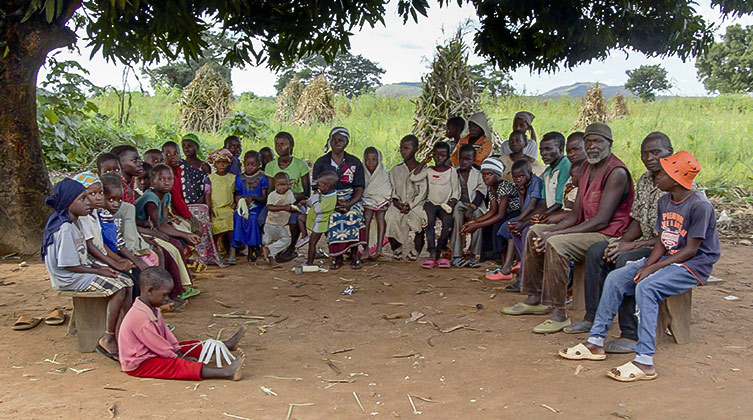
[92,91,753,188]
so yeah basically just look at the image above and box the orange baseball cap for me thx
[660,150,700,189]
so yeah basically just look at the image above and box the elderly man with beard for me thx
[502,123,634,334]
[563,132,675,352]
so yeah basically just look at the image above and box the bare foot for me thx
[231,348,246,381]
[223,326,245,350]
[584,341,605,355]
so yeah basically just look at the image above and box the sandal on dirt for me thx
[225,257,237,265]
[177,286,201,301]
[606,361,657,382]
[44,309,66,326]
[330,259,343,270]
[351,258,363,270]
[558,343,607,361]
[12,315,42,331]
[500,302,550,315]
[511,262,521,274]
[465,259,481,268]
[421,259,438,269]
[95,343,119,362]
[605,338,638,354]
[407,249,419,261]
[533,318,571,334]
[437,258,452,269]
[563,321,593,334]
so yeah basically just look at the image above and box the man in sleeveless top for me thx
[502,123,634,334]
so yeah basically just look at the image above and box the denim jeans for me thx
[587,259,699,366]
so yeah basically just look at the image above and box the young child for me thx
[206,149,237,263]
[224,135,243,176]
[500,131,545,181]
[411,141,460,269]
[264,173,296,265]
[259,147,275,172]
[99,174,150,271]
[138,163,153,194]
[143,149,164,167]
[451,144,486,267]
[361,147,392,260]
[232,150,268,261]
[445,116,465,154]
[303,171,339,267]
[43,178,133,361]
[488,159,542,285]
[113,146,145,205]
[559,151,719,382]
[182,134,211,174]
[118,267,245,381]
[97,153,122,176]
[385,134,428,261]
[499,111,539,159]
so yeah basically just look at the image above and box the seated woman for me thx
[461,158,521,266]
[311,127,366,270]
[181,133,212,174]
[450,112,493,167]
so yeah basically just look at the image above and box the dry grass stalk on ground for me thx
[180,64,232,132]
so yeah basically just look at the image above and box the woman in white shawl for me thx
[362,147,392,259]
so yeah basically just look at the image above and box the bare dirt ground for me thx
[1,243,752,420]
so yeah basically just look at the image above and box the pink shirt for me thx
[118,298,180,372]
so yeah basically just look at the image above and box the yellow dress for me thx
[208,173,235,234]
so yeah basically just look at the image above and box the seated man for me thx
[559,151,718,382]
[501,123,634,334]
[564,132,675,355]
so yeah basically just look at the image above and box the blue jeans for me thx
[587,259,699,366]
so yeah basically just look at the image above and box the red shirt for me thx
[170,166,192,219]
[576,153,634,237]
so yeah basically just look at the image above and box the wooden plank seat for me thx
[58,290,110,352]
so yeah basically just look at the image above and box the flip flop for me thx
[605,338,638,354]
[12,315,42,331]
[95,343,119,362]
[558,343,607,361]
[177,286,201,300]
[465,259,481,268]
[500,302,550,315]
[606,361,658,382]
[44,309,66,326]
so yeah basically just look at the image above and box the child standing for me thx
[560,151,719,382]
[361,147,392,260]
[43,178,133,361]
[303,171,339,267]
[384,135,428,261]
[264,173,296,265]
[118,267,245,381]
[206,149,237,263]
[233,151,268,261]
[411,141,460,269]
[451,144,487,267]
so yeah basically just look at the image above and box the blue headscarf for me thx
[41,178,86,259]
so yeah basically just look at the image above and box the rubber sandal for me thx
[178,286,201,300]
[485,270,513,281]
[421,259,438,269]
[563,321,593,334]
[44,309,66,326]
[500,302,550,315]
[558,343,607,361]
[351,258,363,270]
[465,259,480,268]
[607,361,657,382]
[225,257,237,265]
[438,258,451,269]
[329,259,343,270]
[452,257,466,267]
[511,262,521,274]
[505,281,521,292]
[12,315,42,331]
[605,338,638,354]
[407,249,419,261]
[533,318,572,334]
[392,247,403,261]
[95,343,119,362]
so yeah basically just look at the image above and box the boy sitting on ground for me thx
[559,151,719,382]
[118,267,246,381]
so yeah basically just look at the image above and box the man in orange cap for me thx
[558,150,720,382]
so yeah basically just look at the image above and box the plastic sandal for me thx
[485,270,513,281]
[421,259,438,269]
[465,259,481,268]
[438,258,451,269]
[511,262,521,274]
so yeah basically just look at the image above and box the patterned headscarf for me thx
[324,126,350,153]
[513,111,535,126]
[480,158,506,176]
[208,148,234,165]
[73,171,101,188]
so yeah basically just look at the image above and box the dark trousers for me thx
[424,202,453,256]
[584,241,651,341]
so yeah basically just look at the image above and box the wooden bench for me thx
[58,290,111,352]
[569,262,693,345]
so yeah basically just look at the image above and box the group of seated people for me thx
[41,109,719,383]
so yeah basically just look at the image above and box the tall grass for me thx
[92,91,753,187]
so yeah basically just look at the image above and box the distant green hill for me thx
[376,82,422,97]
[540,82,634,99]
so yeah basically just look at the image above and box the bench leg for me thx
[71,296,109,352]
[570,263,586,311]
[657,290,692,345]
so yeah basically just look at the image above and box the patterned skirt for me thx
[85,273,134,296]
[188,204,225,267]
[327,189,366,256]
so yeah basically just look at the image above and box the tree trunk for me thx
[0,2,78,256]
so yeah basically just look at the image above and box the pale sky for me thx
[41,1,753,97]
